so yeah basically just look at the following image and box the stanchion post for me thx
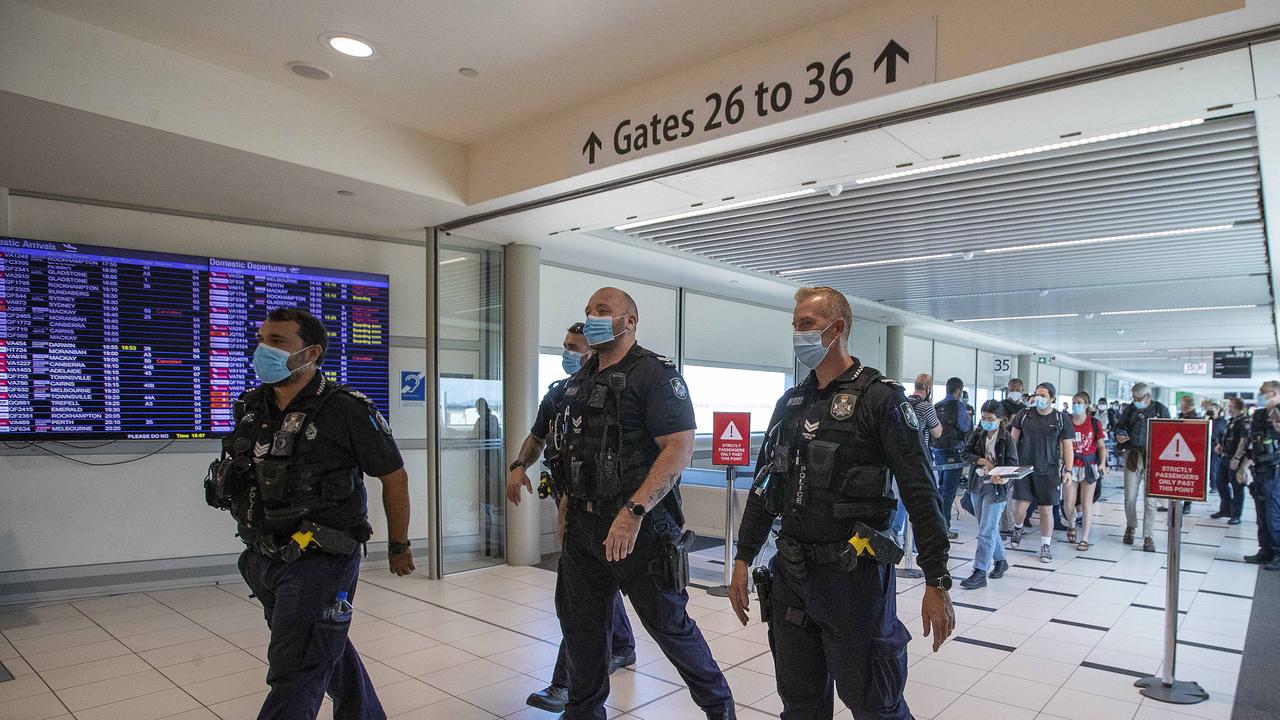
[708,465,736,597]
[896,520,923,579]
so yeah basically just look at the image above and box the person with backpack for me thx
[1066,392,1106,551]
[1114,383,1171,552]
[1010,382,1074,562]
[933,377,973,540]
[959,400,1017,588]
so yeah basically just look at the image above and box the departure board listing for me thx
[0,236,391,440]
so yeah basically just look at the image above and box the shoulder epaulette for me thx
[878,378,903,390]
[652,354,677,369]
[336,385,375,406]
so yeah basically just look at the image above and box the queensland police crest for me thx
[670,377,688,400]
[830,393,855,420]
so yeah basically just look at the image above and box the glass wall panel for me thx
[436,239,504,574]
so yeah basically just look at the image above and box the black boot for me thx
[526,685,568,712]
[609,649,637,674]
[960,568,988,589]
[988,559,1009,579]
[706,702,738,720]
[1245,551,1275,564]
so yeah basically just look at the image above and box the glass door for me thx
[435,235,505,574]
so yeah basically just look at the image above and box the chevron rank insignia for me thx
[830,394,855,420]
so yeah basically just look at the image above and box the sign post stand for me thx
[896,520,924,579]
[1135,418,1211,705]
[709,412,751,597]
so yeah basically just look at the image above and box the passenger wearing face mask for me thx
[1246,380,1280,568]
[1066,392,1106,551]
[206,308,414,720]
[1009,383,1074,562]
[1114,383,1170,551]
[959,401,1017,588]
[1002,378,1028,420]
[505,322,636,713]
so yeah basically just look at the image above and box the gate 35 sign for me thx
[575,18,936,172]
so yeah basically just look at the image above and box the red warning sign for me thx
[712,412,751,467]
[1146,419,1210,501]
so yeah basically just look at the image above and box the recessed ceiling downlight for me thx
[288,62,332,80]
[325,34,375,58]
[458,67,480,78]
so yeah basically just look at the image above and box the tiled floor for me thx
[0,493,1260,720]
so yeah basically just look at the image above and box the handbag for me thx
[960,489,975,516]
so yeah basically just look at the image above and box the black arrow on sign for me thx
[874,39,909,84]
[582,132,603,164]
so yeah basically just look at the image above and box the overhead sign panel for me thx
[1212,350,1252,378]
[575,18,936,172]
[1146,419,1210,502]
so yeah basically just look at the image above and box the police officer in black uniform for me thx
[505,322,637,713]
[1246,380,1280,566]
[205,308,413,720]
[554,287,734,720]
[728,286,955,720]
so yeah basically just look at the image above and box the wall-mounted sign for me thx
[574,18,936,172]
[992,355,1014,378]
[1183,362,1208,375]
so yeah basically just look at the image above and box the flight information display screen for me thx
[0,237,390,440]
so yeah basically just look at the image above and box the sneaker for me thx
[1010,526,1024,548]
[1182,504,1192,515]
[1210,512,1228,519]
[947,530,959,540]
[1123,527,1135,545]
[1158,505,1169,512]
[960,569,988,589]
[1228,518,1243,525]
[526,685,569,712]
[1245,551,1275,564]
[609,650,637,675]
[1143,537,1157,553]
[1040,544,1052,563]
[1267,559,1280,572]
[988,559,1008,579]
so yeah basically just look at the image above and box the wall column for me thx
[1016,354,1034,387]
[886,326,905,382]
[504,243,542,566]
[1080,370,1099,401]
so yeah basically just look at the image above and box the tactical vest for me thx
[1250,408,1280,467]
[212,379,366,538]
[540,379,569,483]
[768,366,898,533]
[558,350,653,503]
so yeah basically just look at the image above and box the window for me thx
[537,352,566,395]
[682,364,791,433]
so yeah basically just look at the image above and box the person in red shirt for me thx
[1066,391,1107,551]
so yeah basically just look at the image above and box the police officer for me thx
[554,287,734,720]
[1246,380,1280,566]
[505,322,636,713]
[205,308,413,720]
[728,286,955,720]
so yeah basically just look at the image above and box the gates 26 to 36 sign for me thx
[712,412,752,467]
[1146,419,1210,501]
[575,18,936,172]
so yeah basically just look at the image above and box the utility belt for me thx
[567,496,626,516]
[775,522,903,579]
[567,496,693,590]
[243,521,370,563]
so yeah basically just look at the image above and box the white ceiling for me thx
[22,0,873,144]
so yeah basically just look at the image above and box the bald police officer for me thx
[206,307,413,720]
[505,322,637,712]
[555,287,734,720]
[729,286,955,720]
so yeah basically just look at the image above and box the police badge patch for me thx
[282,412,305,433]
[670,378,689,400]
[830,393,855,420]
[304,423,318,440]
[374,411,393,437]
[899,402,920,430]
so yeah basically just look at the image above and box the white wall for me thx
[902,336,935,381]
[933,341,978,392]
[851,318,887,372]
[683,292,791,369]
[0,197,429,573]
[538,264,678,358]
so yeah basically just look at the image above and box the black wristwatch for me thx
[925,575,952,591]
[388,540,411,556]
[508,460,527,472]
[624,501,647,519]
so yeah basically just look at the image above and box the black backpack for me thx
[935,399,966,448]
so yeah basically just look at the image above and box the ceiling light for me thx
[853,118,1204,185]
[458,67,480,78]
[325,34,374,58]
[961,251,975,261]
[287,62,332,80]
[779,252,958,275]
[1084,313,1095,319]
[1098,304,1259,316]
[1038,289,1049,297]
[983,224,1233,255]
[828,183,844,198]
[614,189,817,231]
[953,312,1080,323]
[1071,349,1158,354]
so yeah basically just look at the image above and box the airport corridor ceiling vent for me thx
[615,113,1272,371]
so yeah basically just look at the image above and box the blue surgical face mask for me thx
[584,314,626,346]
[561,349,582,375]
[1133,399,1149,410]
[793,321,836,369]
[253,343,314,385]
[980,419,999,432]
[1033,396,1051,410]
[1072,403,1086,415]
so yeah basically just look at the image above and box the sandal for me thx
[1076,540,1089,552]
[1066,528,1076,544]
